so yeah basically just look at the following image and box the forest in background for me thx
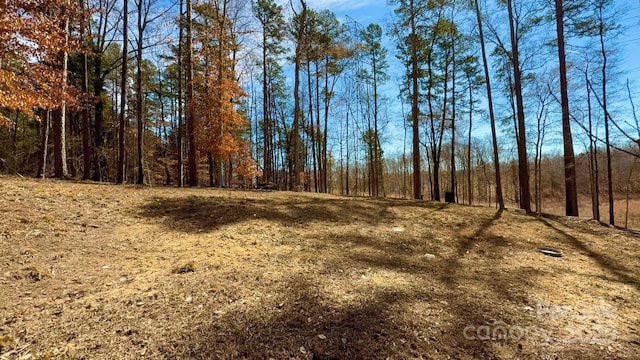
[1,0,640,228]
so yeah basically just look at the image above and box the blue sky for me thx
[618,1,640,99]
[278,0,640,156]
[304,0,640,89]
[304,0,391,31]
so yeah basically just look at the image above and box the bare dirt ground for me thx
[0,176,638,360]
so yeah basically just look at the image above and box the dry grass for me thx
[538,194,640,231]
[0,176,639,359]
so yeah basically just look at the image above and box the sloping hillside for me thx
[0,177,638,359]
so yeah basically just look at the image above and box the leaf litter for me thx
[0,176,638,359]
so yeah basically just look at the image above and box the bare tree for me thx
[555,0,579,216]
[116,0,128,184]
[186,0,197,186]
[90,0,124,181]
[52,0,71,179]
[133,0,171,185]
[390,0,423,200]
[80,0,91,180]
[507,0,531,213]
[291,0,307,191]
[472,0,504,209]
[177,0,184,186]
[253,0,286,185]
[597,0,614,225]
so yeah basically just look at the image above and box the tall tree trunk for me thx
[262,28,271,183]
[53,3,70,179]
[425,32,437,201]
[292,0,307,191]
[89,0,119,182]
[598,5,613,225]
[117,0,128,184]
[177,0,184,186]
[52,109,65,178]
[367,130,374,197]
[186,0,197,186]
[322,58,331,194]
[37,111,51,178]
[80,0,91,180]
[308,62,317,192]
[534,104,545,213]
[587,74,600,220]
[467,76,473,205]
[92,60,105,181]
[507,0,530,213]
[450,35,456,202]
[373,51,381,197]
[345,105,350,195]
[136,0,144,185]
[410,0,421,200]
[208,153,214,187]
[555,0,579,216]
[402,100,408,198]
[315,62,322,193]
[473,0,503,209]
[215,1,228,188]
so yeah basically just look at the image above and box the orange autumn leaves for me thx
[194,74,247,157]
[193,71,256,179]
[0,0,79,125]
[191,0,256,179]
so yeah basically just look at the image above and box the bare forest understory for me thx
[0,176,639,359]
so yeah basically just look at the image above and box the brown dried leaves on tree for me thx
[192,0,257,180]
[0,0,82,125]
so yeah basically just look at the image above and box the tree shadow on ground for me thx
[137,195,633,359]
[428,210,621,359]
[158,274,506,360]
[323,233,436,276]
[139,197,526,358]
[538,216,640,291]
[437,209,505,283]
[137,194,449,233]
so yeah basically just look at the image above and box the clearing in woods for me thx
[0,176,638,359]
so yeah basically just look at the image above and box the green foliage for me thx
[0,112,41,174]
[252,0,287,56]
[359,23,390,84]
